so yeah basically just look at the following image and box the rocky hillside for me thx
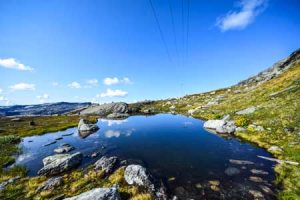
[132,49,300,199]
[0,102,91,116]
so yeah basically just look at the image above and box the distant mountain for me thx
[0,102,91,116]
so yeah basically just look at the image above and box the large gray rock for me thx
[94,156,118,174]
[36,176,63,192]
[64,187,121,200]
[78,119,99,133]
[38,152,83,176]
[80,102,128,116]
[236,107,256,115]
[124,165,153,190]
[203,120,226,130]
[204,119,236,134]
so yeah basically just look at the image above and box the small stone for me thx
[168,177,176,181]
[229,159,254,165]
[210,185,220,192]
[249,176,264,183]
[44,141,56,146]
[249,190,264,199]
[224,167,240,176]
[195,183,202,189]
[268,146,283,153]
[250,169,269,175]
[208,180,220,186]
[55,137,63,140]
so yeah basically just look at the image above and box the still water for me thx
[16,114,277,199]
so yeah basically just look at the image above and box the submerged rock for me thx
[54,143,75,154]
[94,156,119,174]
[44,141,57,146]
[36,176,63,192]
[229,159,254,165]
[64,187,121,200]
[224,167,240,176]
[38,152,83,176]
[78,119,99,133]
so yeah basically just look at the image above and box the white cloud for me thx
[98,89,128,98]
[36,93,49,103]
[100,119,128,126]
[216,0,267,31]
[0,58,33,71]
[0,95,10,105]
[105,130,121,138]
[51,82,59,87]
[104,128,135,138]
[0,88,2,93]
[86,79,98,86]
[68,81,81,89]
[9,83,35,91]
[103,77,133,85]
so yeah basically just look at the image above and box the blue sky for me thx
[0,0,299,105]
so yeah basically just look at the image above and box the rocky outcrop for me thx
[78,119,99,133]
[238,48,300,86]
[36,176,63,192]
[64,187,121,200]
[38,152,83,176]
[54,143,75,154]
[94,156,119,175]
[80,102,128,116]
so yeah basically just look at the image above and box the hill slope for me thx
[133,49,300,199]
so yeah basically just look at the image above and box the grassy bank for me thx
[136,61,300,199]
[0,115,97,181]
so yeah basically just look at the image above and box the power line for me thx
[168,0,179,67]
[181,0,185,68]
[186,0,190,64]
[148,0,172,63]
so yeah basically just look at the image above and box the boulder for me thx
[64,187,121,200]
[54,143,75,154]
[216,121,236,134]
[203,120,226,130]
[38,152,83,176]
[36,176,63,192]
[94,156,118,174]
[80,102,128,116]
[124,165,153,190]
[236,107,256,115]
[78,119,99,133]
[204,119,236,134]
